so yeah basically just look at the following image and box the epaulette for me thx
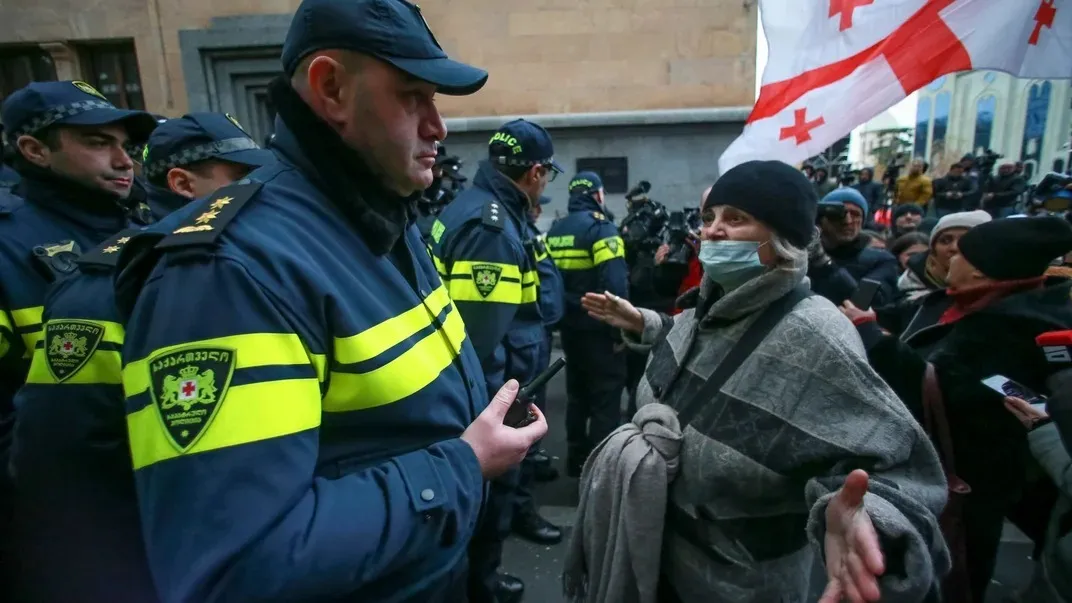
[155,181,263,250]
[481,201,505,231]
[591,211,608,222]
[75,227,146,270]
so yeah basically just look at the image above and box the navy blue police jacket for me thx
[9,186,196,603]
[526,216,564,377]
[0,173,148,482]
[546,193,629,331]
[429,161,546,396]
[114,118,488,603]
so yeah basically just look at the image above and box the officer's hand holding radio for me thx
[462,380,549,478]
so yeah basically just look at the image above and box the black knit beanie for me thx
[704,160,818,248]
[958,216,1072,280]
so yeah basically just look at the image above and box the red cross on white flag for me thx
[719,0,1072,175]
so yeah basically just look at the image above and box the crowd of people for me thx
[1,1,1072,603]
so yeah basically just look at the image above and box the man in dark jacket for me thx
[808,187,899,307]
[852,166,884,212]
[843,216,1072,601]
[932,162,979,216]
[983,163,1027,218]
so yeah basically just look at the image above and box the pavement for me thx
[498,350,1038,602]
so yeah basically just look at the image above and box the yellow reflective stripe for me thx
[592,236,626,266]
[25,346,123,385]
[447,261,523,304]
[11,306,43,328]
[128,378,321,470]
[0,309,12,333]
[550,248,594,271]
[334,285,451,365]
[21,329,43,359]
[324,306,467,412]
[521,269,539,304]
[431,253,448,278]
[42,319,125,345]
[124,333,314,397]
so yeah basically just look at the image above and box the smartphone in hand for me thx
[982,375,1047,410]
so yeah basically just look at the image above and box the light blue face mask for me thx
[698,240,768,291]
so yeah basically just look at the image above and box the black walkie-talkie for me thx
[503,358,566,428]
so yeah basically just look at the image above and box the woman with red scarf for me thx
[841,216,1072,602]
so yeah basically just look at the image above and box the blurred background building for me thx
[0,0,760,215]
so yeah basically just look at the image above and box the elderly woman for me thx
[565,161,948,603]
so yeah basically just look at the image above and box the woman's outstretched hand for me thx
[581,291,645,334]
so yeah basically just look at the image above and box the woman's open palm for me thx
[581,291,644,334]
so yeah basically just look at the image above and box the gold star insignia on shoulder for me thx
[116,237,130,245]
[210,196,233,211]
[102,245,120,254]
[195,210,220,225]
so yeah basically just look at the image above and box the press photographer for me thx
[416,145,467,242]
[808,188,899,307]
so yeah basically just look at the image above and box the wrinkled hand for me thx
[820,470,885,603]
[654,244,671,265]
[1004,396,1049,429]
[581,291,644,334]
[840,300,876,324]
[462,380,548,478]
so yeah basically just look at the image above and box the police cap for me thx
[568,171,603,195]
[488,119,564,174]
[282,0,488,96]
[142,112,275,180]
[1,80,158,143]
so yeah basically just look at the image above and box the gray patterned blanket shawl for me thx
[625,254,950,603]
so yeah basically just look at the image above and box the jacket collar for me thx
[145,183,193,221]
[567,193,602,214]
[697,252,809,325]
[17,168,131,234]
[473,160,531,219]
[268,78,416,256]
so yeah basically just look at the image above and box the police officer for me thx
[431,118,564,602]
[515,193,563,496]
[417,145,466,243]
[546,172,629,476]
[0,80,157,580]
[114,1,547,601]
[8,112,275,603]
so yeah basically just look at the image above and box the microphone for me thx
[1036,330,1072,364]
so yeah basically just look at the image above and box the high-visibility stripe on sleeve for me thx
[445,260,523,304]
[550,249,594,271]
[127,378,322,470]
[333,285,451,365]
[12,306,44,359]
[25,346,123,385]
[0,309,13,334]
[430,253,448,279]
[123,333,318,398]
[521,269,539,304]
[592,236,626,266]
[324,303,467,412]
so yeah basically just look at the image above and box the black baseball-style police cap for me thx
[568,171,603,195]
[1,80,158,143]
[488,119,564,175]
[141,112,275,180]
[282,0,488,96]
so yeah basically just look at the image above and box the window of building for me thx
[1021,81,1052,168]
[0,46,57,105]
[973,95,996,154]
[931,92,951,161]
[79,41,145,110]
[914,96,931,159]
[576,157,628,194]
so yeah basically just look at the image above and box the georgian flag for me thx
[719,0,1072,174]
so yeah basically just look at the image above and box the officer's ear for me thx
[16,133,54,168]
[166,167,199,200]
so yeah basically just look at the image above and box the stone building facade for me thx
[0,0,756,213]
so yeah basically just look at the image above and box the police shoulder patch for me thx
[77,227,144,269]
[482,202,504,231]
[156,181,263,251]
[148,345,237,453]
[44,320,105,382]
[473,263,503,298]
